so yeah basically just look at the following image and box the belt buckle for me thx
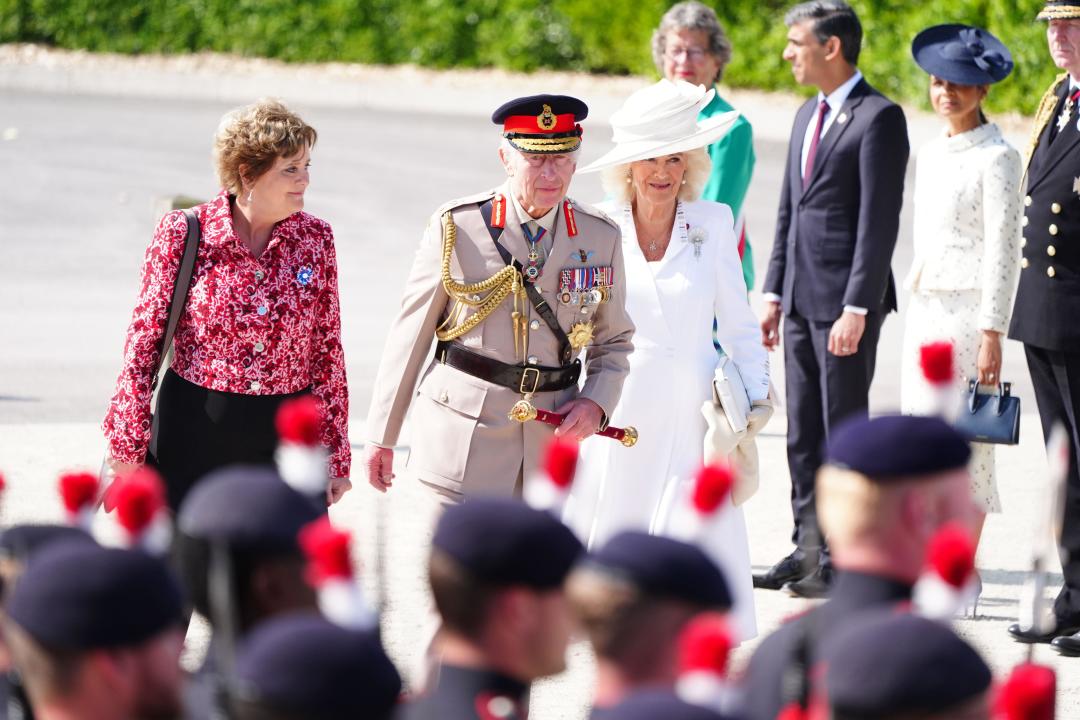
[520,367,541,395]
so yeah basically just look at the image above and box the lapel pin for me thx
[837,112,849,125]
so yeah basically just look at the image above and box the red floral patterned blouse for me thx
[103,190,350,478]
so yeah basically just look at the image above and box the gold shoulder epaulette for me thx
[1026,73,1070,169]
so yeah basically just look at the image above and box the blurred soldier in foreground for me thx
[820,611,992,719]
[567,531,732,717]
[4,542,186,720]
[363,94,634,502]
[740,415,977,720]
[402,498,584,720]
[231,613,401,720]
[174,466,324,719]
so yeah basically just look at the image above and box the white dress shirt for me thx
[766,70,868,315]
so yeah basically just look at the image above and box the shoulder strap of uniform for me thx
[480,200,573,365]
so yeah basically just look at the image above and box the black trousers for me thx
[783,311,883,555]
[1024,345,1080,621]
[148,369,311,511]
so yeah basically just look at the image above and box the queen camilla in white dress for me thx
[563,81,771,641]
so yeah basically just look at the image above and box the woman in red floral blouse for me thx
[103,99,350,509]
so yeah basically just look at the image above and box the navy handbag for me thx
[954,380,1020,445]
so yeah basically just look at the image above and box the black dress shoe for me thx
[783,565,834,599]
[1008,619,1080,644]
[1051,631,1080,656]
[753,552,809,590]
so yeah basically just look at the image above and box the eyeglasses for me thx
[664,45,709,62]
[522,154,575,169]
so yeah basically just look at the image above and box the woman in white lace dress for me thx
[901,25,1021,557]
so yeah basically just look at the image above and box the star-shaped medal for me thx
[1059,101,1075,133]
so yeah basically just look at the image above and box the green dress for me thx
[699,90,756,290]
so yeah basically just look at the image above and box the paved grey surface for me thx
[0,61,1075,716]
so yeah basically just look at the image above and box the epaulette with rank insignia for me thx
[565,197,620,231]
[433,188,499,220]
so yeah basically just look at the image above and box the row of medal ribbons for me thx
[558,266,613,306]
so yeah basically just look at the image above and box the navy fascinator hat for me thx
[912,24,1013,86]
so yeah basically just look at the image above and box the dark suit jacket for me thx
[764,79,909,322]
[1010,78,1080,351]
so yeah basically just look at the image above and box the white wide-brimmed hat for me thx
[577,79,739,174]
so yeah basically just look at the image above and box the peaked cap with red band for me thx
[492,94,588,154]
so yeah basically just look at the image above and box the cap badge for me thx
[537,104,557,131]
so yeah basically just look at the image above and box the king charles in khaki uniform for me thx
[362,95,635,501]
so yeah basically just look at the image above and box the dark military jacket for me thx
[1011,75,1080,351]
[401,664,528,720]
[739,571,911,720]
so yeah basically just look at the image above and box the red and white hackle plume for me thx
[110,467,171,555]
[918,340,957,418]
[913,521,978,621]
[523,437,579,513]
[59,471,99,531]
[275,396,328,498]
[993,663,1056,720]
[299,516,376,630]
[676,613,738,714]
[666,462,736,543]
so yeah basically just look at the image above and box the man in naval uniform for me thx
[1007,0,1080,656]
[362,95,634,500]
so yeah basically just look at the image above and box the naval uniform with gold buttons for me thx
[1009,69,1080,637]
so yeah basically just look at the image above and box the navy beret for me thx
[8,543,184,650]
[234,614,401,719]
[433,499,583,589]
[178,465,324,552]
[826,414,971,480]
[912,24,1013,86]
[581,531,731,609]
[0,524,96,561]
[603,690,731,720]
[822,611,991,717]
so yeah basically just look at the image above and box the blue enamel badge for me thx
[296,266,314,286]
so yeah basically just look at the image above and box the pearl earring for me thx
[625,173,632,183]
[681,179,687,185]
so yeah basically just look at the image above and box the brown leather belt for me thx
[435,341,581,394]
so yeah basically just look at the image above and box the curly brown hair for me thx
[213,98,317,196]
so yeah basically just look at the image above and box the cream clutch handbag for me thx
[701,355,772,506]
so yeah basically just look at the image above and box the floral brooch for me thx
[296,266,314,286]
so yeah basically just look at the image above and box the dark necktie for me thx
[803,99,830,188]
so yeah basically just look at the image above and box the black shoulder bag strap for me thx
[479,200,573,365]
[147,209,202,456]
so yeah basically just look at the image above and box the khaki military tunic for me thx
[365,182,635,498]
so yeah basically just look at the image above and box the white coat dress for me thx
[563,199,770,641]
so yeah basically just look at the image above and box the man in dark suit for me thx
[758,0,909,598]
[1008,0,1080,656]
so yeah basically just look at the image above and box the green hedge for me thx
[0,0,1059,114]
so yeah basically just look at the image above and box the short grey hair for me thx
[784,0,862,66]
[651,2,733,84]
[599,148,713,204]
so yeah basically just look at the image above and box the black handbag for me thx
[953,380,1020,445]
